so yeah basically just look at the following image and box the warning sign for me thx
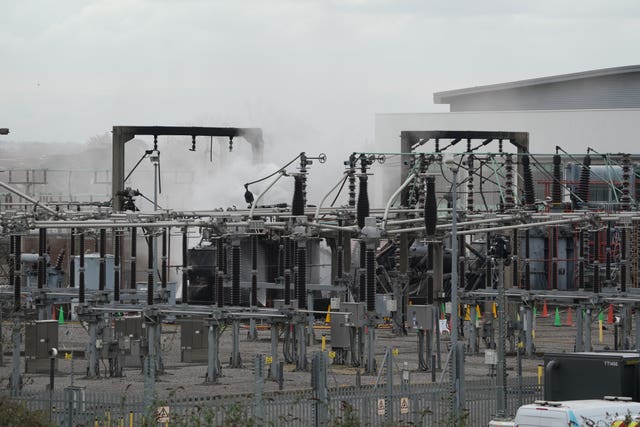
[377,398,386,415]
[265,356,273,364]
[155,406,170,423]
[400,397,410,414]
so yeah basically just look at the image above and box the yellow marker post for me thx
[537,364,543,385]
[129,411,134,427]
[107,409,111,426]
[325,304,331,323]
[94,418,99,427]
[321,334,326,352]
[599,319,604,343]
[492,302,497,319]
[464,305,471,321]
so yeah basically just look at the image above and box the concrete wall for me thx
[373,109,640,205]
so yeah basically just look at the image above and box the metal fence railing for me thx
[2,376,542,427]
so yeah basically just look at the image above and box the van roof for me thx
[525,400,640,410]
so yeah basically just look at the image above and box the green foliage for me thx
[0,397,53,427]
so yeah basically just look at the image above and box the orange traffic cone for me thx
[542,300,549,318]
[566,307,573,326]
[607,304,615,324]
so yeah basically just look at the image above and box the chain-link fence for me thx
[3,374,541,426]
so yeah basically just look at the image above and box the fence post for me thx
[254,354,265,424]
[385,347,393,423]
[312,352,328,427]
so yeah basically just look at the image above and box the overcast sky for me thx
[2,0,639,150]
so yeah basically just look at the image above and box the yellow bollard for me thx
[129,411,134,427]
[321,334,326,352]
[107,409,111,427]
[537,364,543,385]
[599,319,604,343]
[94,418,99,427]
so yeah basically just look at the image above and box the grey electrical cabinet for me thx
[273,299,298,310]
[544,352,640,401]
[342,302,366,328]
[25,320,58,373]
[181,319,208,363]
[114,316,144,368]
[408,305,434,332]
[330,312,350,349]
[72,254,115,290]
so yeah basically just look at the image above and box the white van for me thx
[489,397,640,426]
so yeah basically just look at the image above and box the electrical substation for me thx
[4,68,640,426]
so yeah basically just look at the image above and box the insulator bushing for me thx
[296,244,307,309]
[14,235,22,311]
[551,154,562,211]
[577,154,591,206]
[336,220,344,280]
[467,155,474,212]
[232,244,241,306]
[292,176,305,216]
[114,231,120,302]
[130,227,137,290]
[251,235,258,307]
[55,249,65,270]
[147,230,154,305]
[182,228,188,304]
[521,155,535,209]
[366,248,376,312]
[424,176,437,236]
[284,238,292,305]
[621,154,631,210]
[38,228,46,289]
[79,232,85,303]
[99,228,106,291]
[621,228,627,292]
[216,237,224,307]
[161,228,167,289]
[504,154,515,210]
[357,175,369,229]
[69,228,75,288]
[359,241,366,302]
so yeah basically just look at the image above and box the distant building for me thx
[374,65,640,206]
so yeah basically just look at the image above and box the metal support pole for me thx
[635,306,640,350]
[254,354,265,424]
[576,305,584,352]
[585,308,592,351]
[269,322,279,380]
[296,317,308,371]
[87,319,99,378]
[366,323,376,374]
[230,319,242,368]
[11,316,21,394]
[206,321,219,383]
[313,352,328,427]
[496,258,507,419]
[525,306,534,356]
[385,347,393,424]
[143,316,156,416]
[448,162,462,419]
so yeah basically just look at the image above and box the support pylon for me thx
[542,300,549,318]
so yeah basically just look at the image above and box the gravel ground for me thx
[0,308,622,399]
